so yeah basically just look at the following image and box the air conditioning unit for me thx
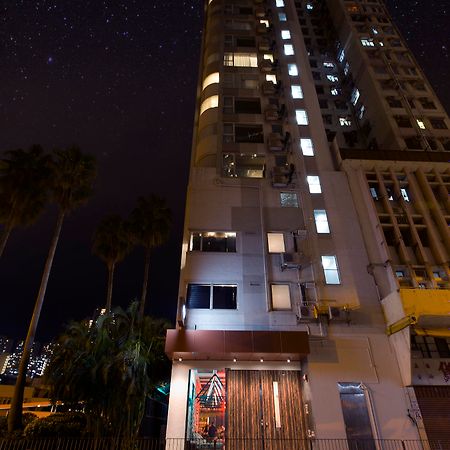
[258,39,271,52]
[268,132,283,152]
[280,252,301,270]
[262,81,277,95]
[327,305,351,323]
[255,7,266,18]
[264,105,279,121]
[297,304,318,321]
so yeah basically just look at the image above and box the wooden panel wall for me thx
[226,369,306,450]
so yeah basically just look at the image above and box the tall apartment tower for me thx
[165,0,450,444]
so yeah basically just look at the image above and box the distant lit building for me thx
[0,336,13,354]
[165,0,449,445]
[2,340,54,379]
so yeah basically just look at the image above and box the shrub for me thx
[24,412,86,438]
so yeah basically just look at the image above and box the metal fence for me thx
[0,439,449,450]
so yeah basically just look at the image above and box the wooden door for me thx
[226,369,305,450]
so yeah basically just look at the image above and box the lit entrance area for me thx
[187,369,226,447]
[186,369,306,449]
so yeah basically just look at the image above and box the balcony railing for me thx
[0,438,449,450]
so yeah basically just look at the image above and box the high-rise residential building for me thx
[165,0,450,445]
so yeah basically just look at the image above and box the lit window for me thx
[327,75,339,82]
[361,38,375,47]
[307,175,321,193]
[271,284,291,310]
[331,88,339,96]
[190,232,237,252]
[284,44,294,56]
[401,188,410,202]
[263,53,274,62]
[200,95,219,115]
[281,30,291,39]
[321,256,341,284]
[323,62,334,68]
[259,19,269,27]
[278,12,287,21]
[223,153,265,178]
[358,105,365,119]
[416,119,426,130]
[288,64,298,76]
[267,232,285,253]
[280,192,299,207]
[224,52,258,67]
[351,88,360,105]
[296,109,308,125]
[266,74,277,83]
[202,72,220,90]
[314,210,330,233]
[276,0,284,6]
[338,49,345,63]
[372,27,379,34]
[395,270,405,278]
[339,117,352,126]
[300,138,314,156]
[291,85,303,99]
[344,62,350,75]
[306,3,313,10]
[370,187,378,200]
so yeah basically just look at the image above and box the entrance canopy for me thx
[165,329,309,361]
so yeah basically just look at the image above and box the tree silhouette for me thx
[92,214,132,312]
[0,145,52,258]
[129,195,171,318]
[8,147,96,432]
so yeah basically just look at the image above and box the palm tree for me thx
[0,145,52,258]
[92,214,132,312]
[129,195,171,318]
[8,147,96,432]
[45,302,170,439]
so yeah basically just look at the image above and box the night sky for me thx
[0,1,448,342]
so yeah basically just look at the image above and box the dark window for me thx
[235,98,261,114]
[427,138,438,150]
[212,286,237,309]
[236,36,256,47]
[187,285,210,309]
[322,114,333,125]
[319,99,328,109]
[335,100,347,109]
[235,124,264,143]
[309,59,317,68]
[395,116,412,128]
[387,97,403,108]
[312,71,321,80]
[419,98,436,110]
[186,284,238,310]
[430,118,448,130]
[190,232,236,252]
[239,7,252,15]
[436,338,450,358]
[404,137,422,149]
[315,85,324,94]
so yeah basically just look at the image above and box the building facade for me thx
[165,0,450,445]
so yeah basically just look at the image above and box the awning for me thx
[165,329,309,361]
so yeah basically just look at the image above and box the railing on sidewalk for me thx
[0,438,448,450]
